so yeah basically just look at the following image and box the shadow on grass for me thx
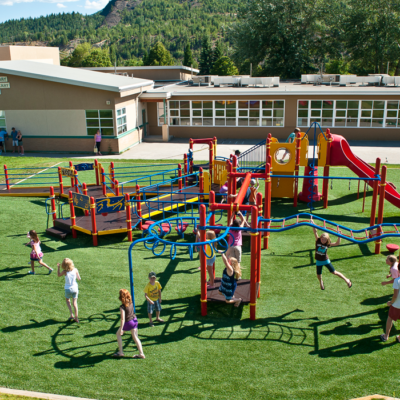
[0,266,29,281]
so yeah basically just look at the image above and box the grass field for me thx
[1,156,400,400]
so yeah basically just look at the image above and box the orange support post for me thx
[256,192,263,298]
[293,132,301,207]
[370,158,380,229]
[69,161,74,189]
[69,191,77,239]
[250,206,258,320]
[50,186,56,224]
[199,167,204,202]
[101,167,106,197]
[82,183,89,216]
[110,162,115,190]
[58,167,64,195]
[200,204,208,316]
[263,163,271,249]
[323,129,332,209]
[125,193,133,242]
[233,172,251,207]
[90,196,98,246]
[213,136,217,159]
[3,164,10,190]
[74,170,79,193]
[136,184,142,230]
[209,141,214,184]
[94,159,100,186]
[178,163,183,192]
[375,165,387,254]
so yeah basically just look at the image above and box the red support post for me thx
[375,165,387,254]
[199,167,204,202]
[293,132,301,207]
[136,184,142,230]
[213,136,217,159]
[94,159,100,186]
[125,193,132,242]
[256,192,263,298]
[58,166,64,195]
[178,163,183,192]
[3,164,10,190]
[362,181,367,213]
[323,129,332,209]
[250,205,258,320]
[210,190,216,228]
[190,154,193,174]
[264,163,271,249]
[232,155,238,193]
[83,183,89,216]
[110,162,115,190]
[101,167,106,197]
[115,179,120,197]
[69,161,74,189]
[189,138,194,151]
[226,161,233,225]
[266,133,271,164]
[50,186,56,224]
[200,204,208,316]
[69,191,77,239]
[370,158,380,229]
[183,154,188,186]
[74,170,79,193]
[90,196,98,246]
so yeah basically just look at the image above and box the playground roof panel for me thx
[0,60,154,94]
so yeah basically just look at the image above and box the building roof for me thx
[82,65,200,73]
[140,81,400,98]
[0,60,154,93]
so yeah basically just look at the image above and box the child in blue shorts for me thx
[313,227,352,290]
[144,272,164,327]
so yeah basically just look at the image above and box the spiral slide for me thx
[329,134,400,208]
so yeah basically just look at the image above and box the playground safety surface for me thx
[206,278,258,305]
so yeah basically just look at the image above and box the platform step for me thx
[46,227,70,240]
[54,220,72,233]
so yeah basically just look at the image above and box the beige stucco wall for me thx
[0,47,11,62]
[5,110,86,136]
[0,46,60,65]
[90,68,195,82]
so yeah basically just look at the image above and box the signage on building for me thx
[61,167,75,177]
[0,83,10,89]
[96,196,125,214]
[0,77,7,83]
[72,192,90,211]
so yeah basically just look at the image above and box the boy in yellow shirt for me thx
[144,271,164,327]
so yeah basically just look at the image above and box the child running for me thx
[196,229,220,288]
[227,211,249,267]
[381,255,399,286]
[313,227,352,290]
[26,230,53,275]
[113,289,145,359]
[218,253,242,307]
[57,258,81,322]
[144,272,164,327]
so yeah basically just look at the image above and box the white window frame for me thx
[167,100,285,127]
[116,107,127,134]
[297,100,399,128]
[0,110,6,130]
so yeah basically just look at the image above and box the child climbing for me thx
[381,255,399,286]
[57,258,81,323]
[227,211,250,267]
[218,253,242,307]
[312,226,352,290]
[144,272,164,327]
[196,229,221,288]
[113,289,145,359]
[26,230,53,275]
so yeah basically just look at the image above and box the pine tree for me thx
[212,41,223,66]
[146,42,174,66]
[199,36,213,75]
[183,44,194,67]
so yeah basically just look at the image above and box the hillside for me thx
[0,0,238,64]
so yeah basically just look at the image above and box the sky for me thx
[0,0,109,24]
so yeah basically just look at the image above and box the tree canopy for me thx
[211,56,239,75]
[145,42,174,66]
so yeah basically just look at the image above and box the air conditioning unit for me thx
[192,75,212,85]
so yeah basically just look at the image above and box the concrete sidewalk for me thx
[0,387,95,400]
[1,138,399,164]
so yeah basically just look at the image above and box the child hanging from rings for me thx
[227,211,250,268]
[26,230,53,275]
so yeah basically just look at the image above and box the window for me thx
[157,102,168,126]
[0,111,6,131]
[85,110,114,136]
[297,100,400,128]
[116,108,127,134]
[168,100,285,127]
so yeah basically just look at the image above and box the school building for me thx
[0,45,399,154]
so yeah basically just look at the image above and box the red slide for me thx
[329,134,400,208]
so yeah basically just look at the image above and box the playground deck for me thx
[207,278,257,304]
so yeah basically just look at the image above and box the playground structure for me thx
[2,124,400,320]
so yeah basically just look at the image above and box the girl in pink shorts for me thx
[26,230,53,275]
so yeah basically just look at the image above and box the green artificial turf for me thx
[0,157,400,400]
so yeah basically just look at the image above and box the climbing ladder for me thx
[237,140,266,172]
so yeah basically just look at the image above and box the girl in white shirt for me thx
[57,258,81,323]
